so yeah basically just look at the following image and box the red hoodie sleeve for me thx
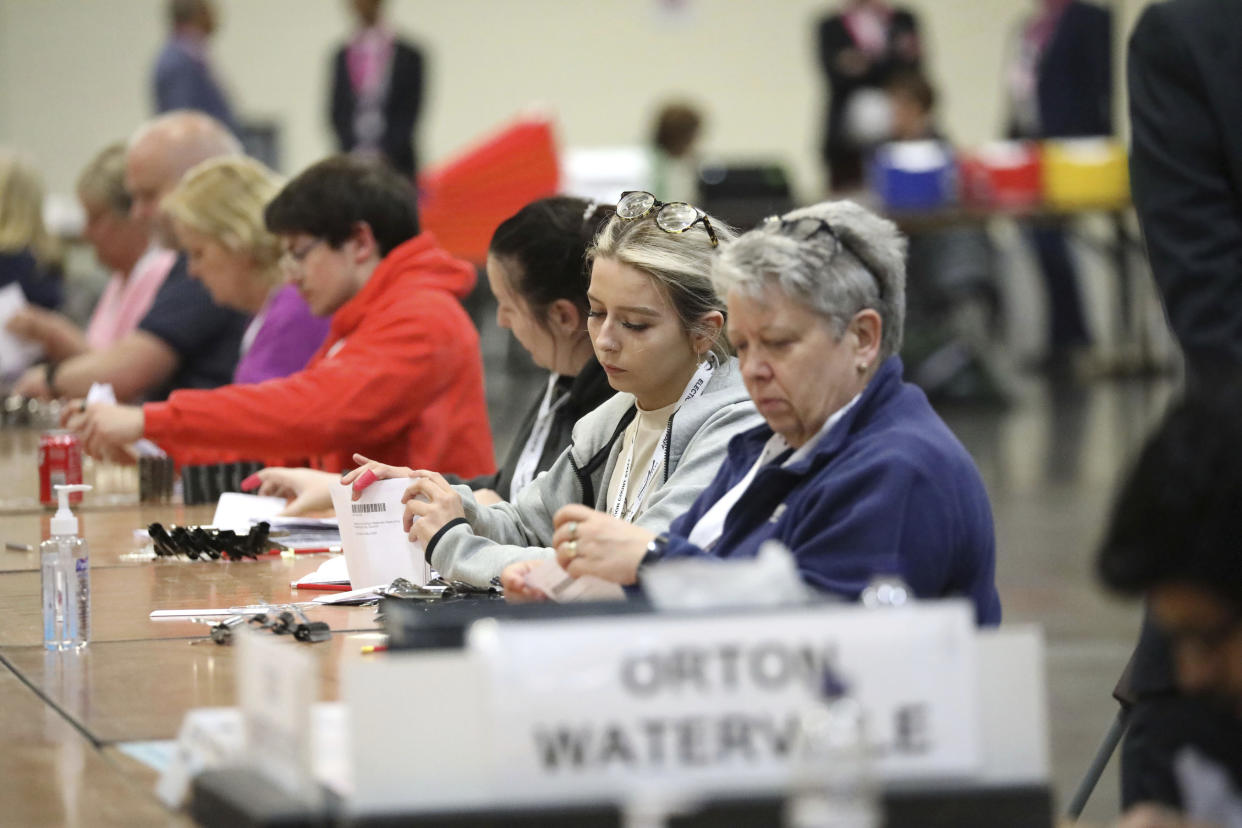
[142,290,468,460]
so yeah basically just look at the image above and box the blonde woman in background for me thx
[0,150,63,311]
[161,155,330,384]
[7,144,176,364]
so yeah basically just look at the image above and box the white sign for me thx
[470,601,980,806]
[236,627,321,806]
[329,478,428,587]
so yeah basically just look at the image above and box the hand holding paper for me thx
[400,470,464,544]
[329,478,429,588]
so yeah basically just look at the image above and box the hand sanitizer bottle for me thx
[41,484,92,650]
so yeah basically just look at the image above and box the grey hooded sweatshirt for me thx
[428,359,762,585]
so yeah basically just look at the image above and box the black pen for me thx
[5,542,34,552]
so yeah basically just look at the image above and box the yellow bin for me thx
[1042,138,1129,209]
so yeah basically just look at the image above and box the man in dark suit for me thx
[152,0,237,134]
[1118,0,1242,814]
[816,0,921,193]
[1130,0,1242,385]
[330,0,424,180]
[1006,0,1112,375]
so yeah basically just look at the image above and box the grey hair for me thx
[588,208,738,364]
[711,200,907,361]
[76,143,130,216]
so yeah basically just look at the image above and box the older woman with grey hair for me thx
[509,200,1001,625]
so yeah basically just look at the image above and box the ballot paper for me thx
[211,491,287,533]
[0,283,43,378]
[292,554,350,589]
[328,478,429,588]
[520,559,625,603]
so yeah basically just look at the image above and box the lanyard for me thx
[509,374,569,498]
[611,359,714,522]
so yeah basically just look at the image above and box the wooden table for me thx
[0,427,380,824]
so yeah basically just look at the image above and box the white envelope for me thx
[328,478,428,588]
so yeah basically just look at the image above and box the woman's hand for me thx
[64,402,144,463]
[500,560,550,603]
[401,470,465,545]
[242,467,340,516]
[550,504,653,585]
[340,453,415,499]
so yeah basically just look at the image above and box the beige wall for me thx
[0,0,1150,201]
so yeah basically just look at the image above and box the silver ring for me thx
[566,521,578,541]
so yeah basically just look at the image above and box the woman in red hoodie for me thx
[67,155,495,478]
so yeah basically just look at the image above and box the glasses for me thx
[762,215,883,299]
[279,238,323,273]
[617,191,718,247]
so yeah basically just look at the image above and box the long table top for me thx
[0,427,379,823]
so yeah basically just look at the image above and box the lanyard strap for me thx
[509,374,569,498]
[611,359,714,522]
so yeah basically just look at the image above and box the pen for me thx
[5,542,33,552]
[360,644,388,654]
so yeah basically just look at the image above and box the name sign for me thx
[237,627,321,806]
[468,601,979,806]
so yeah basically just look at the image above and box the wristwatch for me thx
[642,532,669,567]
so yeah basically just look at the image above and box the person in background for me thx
[506,201,1001,626]
[0,150,63,311]
[1115,0,1242,819]
[650,101,703,206]
[161,156,329,384]
[153,0,236,134]
[14,111,248,402]
[886,71,1004,402]
[817,0,921,193]
[68,155,494,477]
[330,0,424,179]
[252,195,616,513]
[6,144,175,364]
[342,192,762,587]
[1098,382,1242,826]
[1004,0,1112,376]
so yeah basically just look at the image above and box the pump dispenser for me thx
[41,484,92,650]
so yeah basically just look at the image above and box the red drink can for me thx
[38,430,83,507]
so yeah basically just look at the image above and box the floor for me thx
[468,281,1177,823]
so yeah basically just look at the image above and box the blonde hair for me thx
[589,208,736,364]
[76,143,131,216]
[162,155,285,287]
[0,150,60,267]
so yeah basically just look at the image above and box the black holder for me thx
[149,521,272,561]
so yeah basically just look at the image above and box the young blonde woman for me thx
[345,191,765,586]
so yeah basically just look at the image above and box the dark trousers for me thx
[1029,223,1092,350]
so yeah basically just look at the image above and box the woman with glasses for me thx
[248,195,619,513]
[506,200,1001,625]
[344,191,763,586]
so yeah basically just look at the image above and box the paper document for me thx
[211,491,287,533]
[328,478,429,588]
[521,559,625,603]
[0,283,43,378]
[293,554,350,588]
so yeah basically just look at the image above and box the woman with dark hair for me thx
[250,196,617,511]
